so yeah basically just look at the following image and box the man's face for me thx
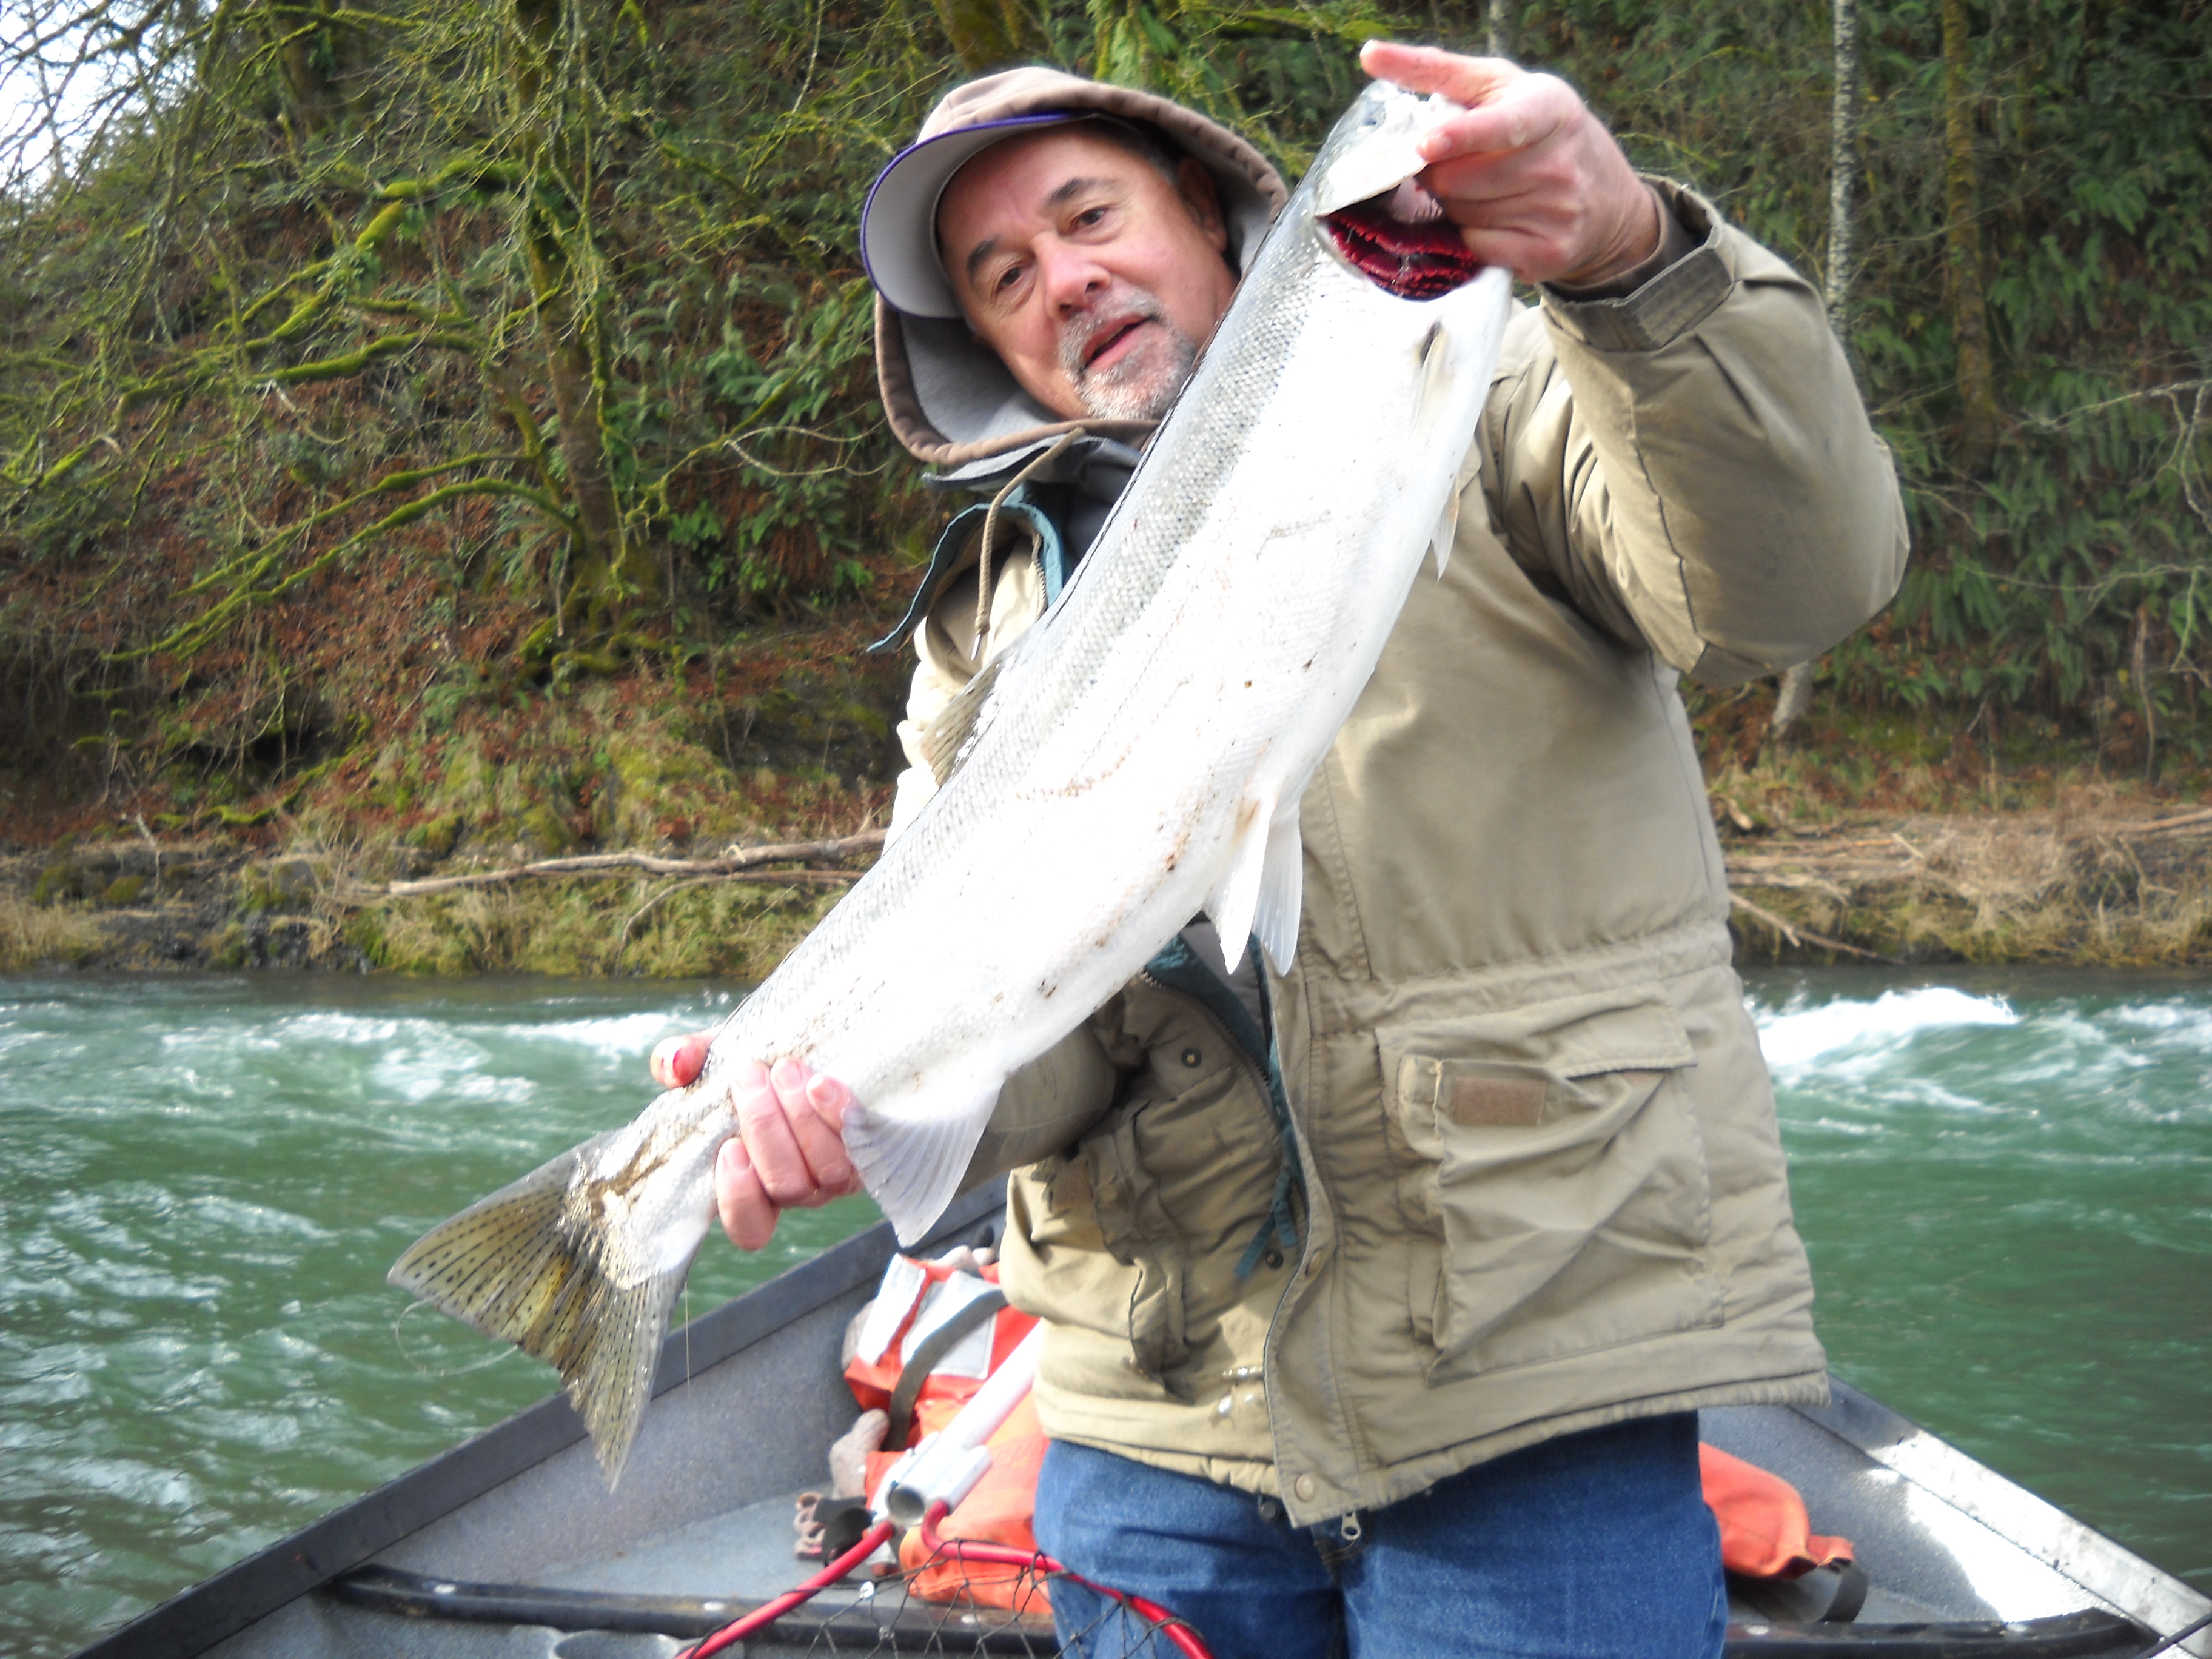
[936,126,1240,423]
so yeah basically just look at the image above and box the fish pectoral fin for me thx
[1430,488,1460,579]
[1415,317,1469,435]
[1415,323,1464,584]
[388,1130,702,1491]
[1207,792,1303,976]
[844,1079,1003,1247]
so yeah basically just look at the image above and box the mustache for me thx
[1057,292,1168,384]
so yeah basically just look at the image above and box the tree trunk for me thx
[1487,0,1512,58]
[1942,0,2000,473]
[272,2,363,138]
[1770,662,1817,751]
[508,0,654,649]
[1771,0,1863,753]
[525,231,630,632]
[1824,0,1860,330]
[929,0,1046,73]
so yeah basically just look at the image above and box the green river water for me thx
[1,967,2207,1657]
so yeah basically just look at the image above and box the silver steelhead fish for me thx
[390,81,1512,1486]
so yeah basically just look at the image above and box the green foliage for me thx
[1512,0,2211,754]
[1,0,2205,789]
[0,0,956,675]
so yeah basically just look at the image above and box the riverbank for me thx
[11,586,2212,976]
[2,608,908,977]
[12,776,2212,974]
[1720,797,2212,966]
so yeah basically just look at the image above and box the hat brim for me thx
[860,113,1084,320]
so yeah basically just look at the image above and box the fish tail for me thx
[388,1133,691,1489]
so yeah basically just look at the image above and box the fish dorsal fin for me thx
[1207,793,1305,975]
[917,651,1010,787]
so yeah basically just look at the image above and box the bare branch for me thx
[367,830,888,900]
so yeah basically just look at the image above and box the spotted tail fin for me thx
[387,1131,695,1489]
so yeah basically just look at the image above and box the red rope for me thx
[677,1515,896,1658]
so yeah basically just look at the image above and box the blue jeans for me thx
[1033,1412,1724,1659]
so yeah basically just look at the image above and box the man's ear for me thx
[1175,156,1229,252]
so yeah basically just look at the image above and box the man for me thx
[654,40,1908,1658]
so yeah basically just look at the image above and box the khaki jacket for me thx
[879,159,1906,1523]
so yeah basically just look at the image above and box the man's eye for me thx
[1074,206,1108,229]
[994,264,1025,293]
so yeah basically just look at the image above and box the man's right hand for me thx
[650,1034,861,1250]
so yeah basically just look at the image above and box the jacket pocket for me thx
[1090,1110,1192,1389]
[1000,1096,1195,1400]
[1377,986,1723,1384]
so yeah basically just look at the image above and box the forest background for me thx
[0,0,2207,975]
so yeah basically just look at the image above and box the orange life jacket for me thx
[896,1390,1053,1614]
[843,1256,1048,1612]
[1700,1443,1855,1578]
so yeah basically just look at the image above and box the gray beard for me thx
[1061,310,1199,422]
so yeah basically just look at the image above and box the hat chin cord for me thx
[973,427,1082,655]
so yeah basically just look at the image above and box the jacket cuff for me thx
[1540,181,1732,353]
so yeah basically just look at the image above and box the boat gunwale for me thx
[327,1561,2153,1658]
[1794,1384,2212,1654]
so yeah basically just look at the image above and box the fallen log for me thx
[2123,806,2212,836]
[367,829,887,900]
[1728,890,1898,964]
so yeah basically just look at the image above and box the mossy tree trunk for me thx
[510,0,656,655]
[270,0,363,138]
[1942,0,2000,475]
[927,0,1047,73]
[525,228,635,637]
[1824,0,1859,331]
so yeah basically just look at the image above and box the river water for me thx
[1,967,2207,1657]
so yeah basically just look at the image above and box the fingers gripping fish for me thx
[389,82,1513,1487]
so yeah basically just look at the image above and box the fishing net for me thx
[775,1547,1195,1656]
[677,1518,1205,1658]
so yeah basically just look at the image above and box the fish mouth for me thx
[1321,181,1487,300]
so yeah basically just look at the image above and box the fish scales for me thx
[390,82,1513,1485]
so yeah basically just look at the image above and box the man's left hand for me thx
[1360,41,1661,289]
[649,1033,862,1251]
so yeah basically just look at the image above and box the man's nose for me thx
[1037,239,1111,313]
